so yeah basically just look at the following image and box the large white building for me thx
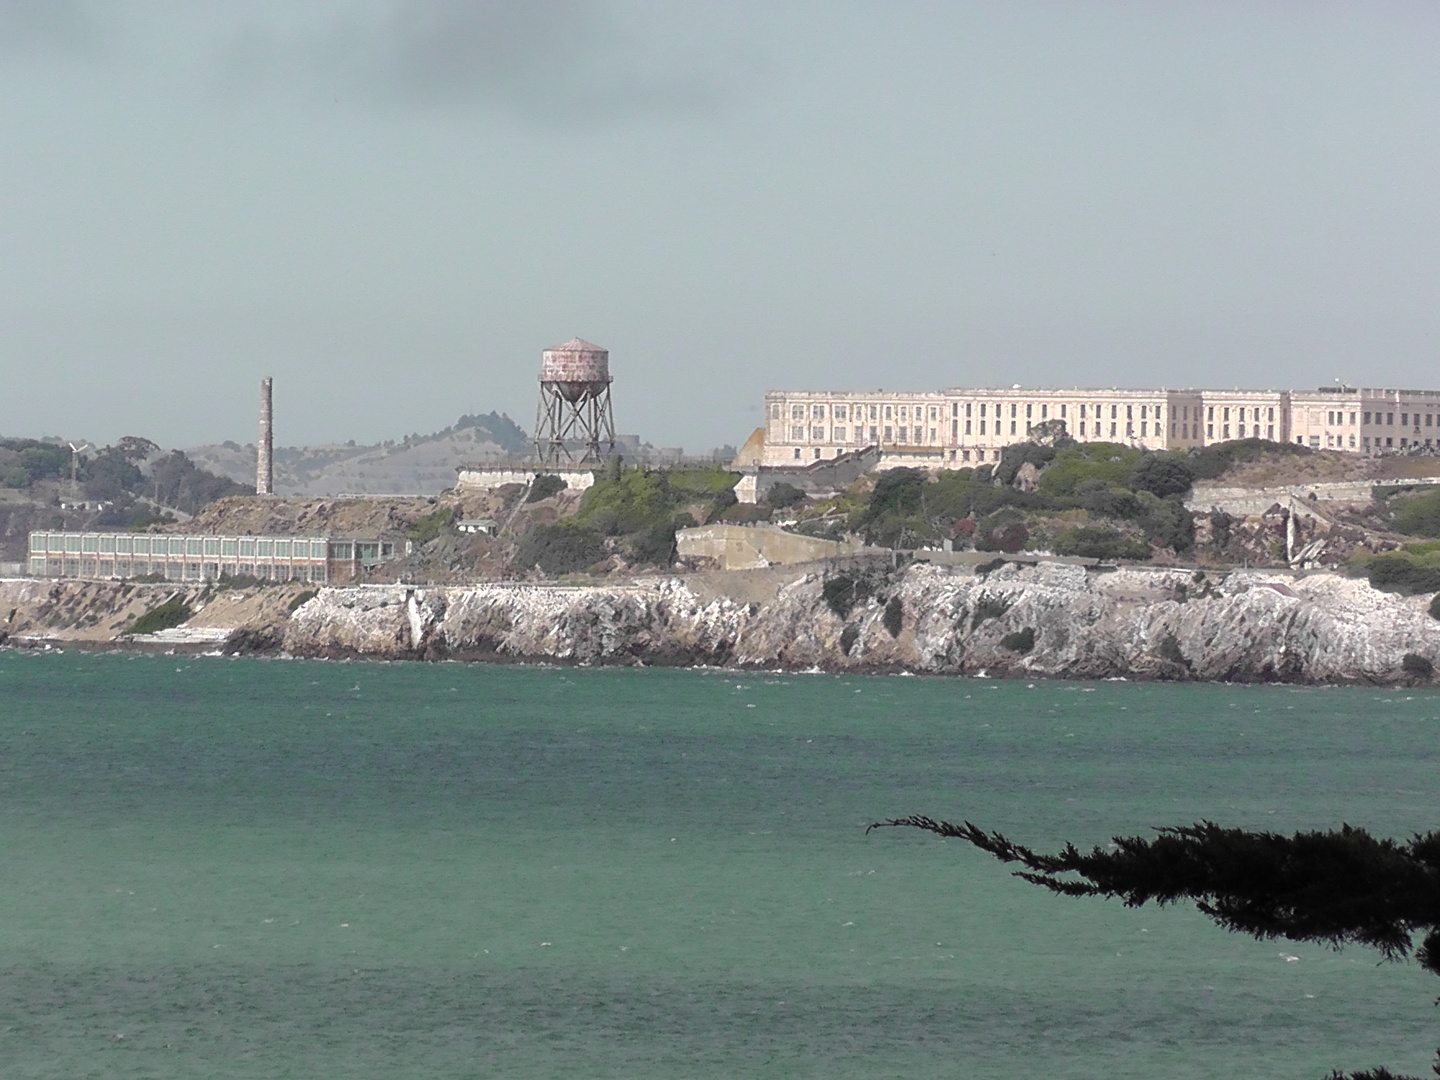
[760,385,1440,467]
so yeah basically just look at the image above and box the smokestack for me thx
[257,377,273,496]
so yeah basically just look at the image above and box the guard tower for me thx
[533,338,616,465]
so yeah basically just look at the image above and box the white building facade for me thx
[760,386,1440,467]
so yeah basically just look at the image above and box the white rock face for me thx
[281,564,1440,684]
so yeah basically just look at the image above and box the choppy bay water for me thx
[0,651,1435,1078]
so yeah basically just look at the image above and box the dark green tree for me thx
[869,815,1440,1080]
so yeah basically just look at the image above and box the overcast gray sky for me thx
[3,1,1438,451]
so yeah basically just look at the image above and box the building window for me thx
[1011,404,1018,418]
[1110,423,1117,436]
[791,405,804,420]
[1080,404,1087,417]
[964,420,972,435]
[978,403,986,417]
[1111,405,1118,419]
[979,421,986,434]
[883,426,893,442]
[1079,422,1086,436]
[929,406,938,420]
[834,426,846,442]
[1349,434,1356,447]
[1140,405,1147,419]
[884,406,892,420]
[1387,437,1394,447]
[1207,407,1214,421]
[869,426,877,441]
[1025,404,1033,419]
[811,426,824,440]
[1388,413,1395,425]
[1141,422,1148,436]
[792,425,804,440]
[976,450,985,462]
[962,450,971,461]
[1207,424,1214,438]
[965,403,973,417]
[1363,412,1371,424]
[1268,425,1275,439]
[1010,421,1017,435]
[1238,423,1246,438]
[770,404,780,419]
[793,448,801,459]
[897,426,908,442]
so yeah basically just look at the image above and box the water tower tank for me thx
[540,338,610,402]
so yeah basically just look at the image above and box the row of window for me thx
[778,400,1172,423]
[28,557,326,582]
[29,532,330,559]
[1359,412,1435,427]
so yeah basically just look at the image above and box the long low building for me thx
[761,385,1440,467]
[27,531,398,583]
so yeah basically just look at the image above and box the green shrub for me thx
[764,482,806,509]
[971,595,1011,630]
[1429,594,1440,621]
[1389,489,1440,538]
[1367,555,1440,595]
[628,522,678,567]
[125,596,193,636]
[1052,525,1150,561]
[1401,653,1435,679]
[1158,633,1186,665]
[974,557,1006,577]
[406,505,454,545]
[1037,443,1142,497]
[513,524,607,575]
[822,569,883,619]
[1000,626,1035,653]
[1130,454,1195,498]
[2,467,30,488]
[882,595,904,637]
[287,589,318,612]
[526,474,567,503]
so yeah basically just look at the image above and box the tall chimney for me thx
[257,377,273,496]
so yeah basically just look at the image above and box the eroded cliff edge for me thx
[279,562,1440,684]
[4,563,1435,683]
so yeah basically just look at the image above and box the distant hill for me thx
[185,412,531,497]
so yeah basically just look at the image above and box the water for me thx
[0,650,1435,1078]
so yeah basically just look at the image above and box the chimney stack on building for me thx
[257,377,274,496]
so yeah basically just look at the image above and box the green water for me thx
[0,651,1435,1078]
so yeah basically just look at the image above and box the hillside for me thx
[185,411,530,497]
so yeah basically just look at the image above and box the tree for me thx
[869,815,1440,1080]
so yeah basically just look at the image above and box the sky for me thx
[2,1,1439,452]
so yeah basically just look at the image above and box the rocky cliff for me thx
[281,562,1440,684]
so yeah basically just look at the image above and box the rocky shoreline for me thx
[6,561,1439,685]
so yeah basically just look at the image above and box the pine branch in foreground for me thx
[868,816,1440,1079]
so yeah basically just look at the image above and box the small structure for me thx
[456,518,499,536]
[533,338,616,465]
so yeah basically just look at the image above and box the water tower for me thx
[533,337,616,465]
